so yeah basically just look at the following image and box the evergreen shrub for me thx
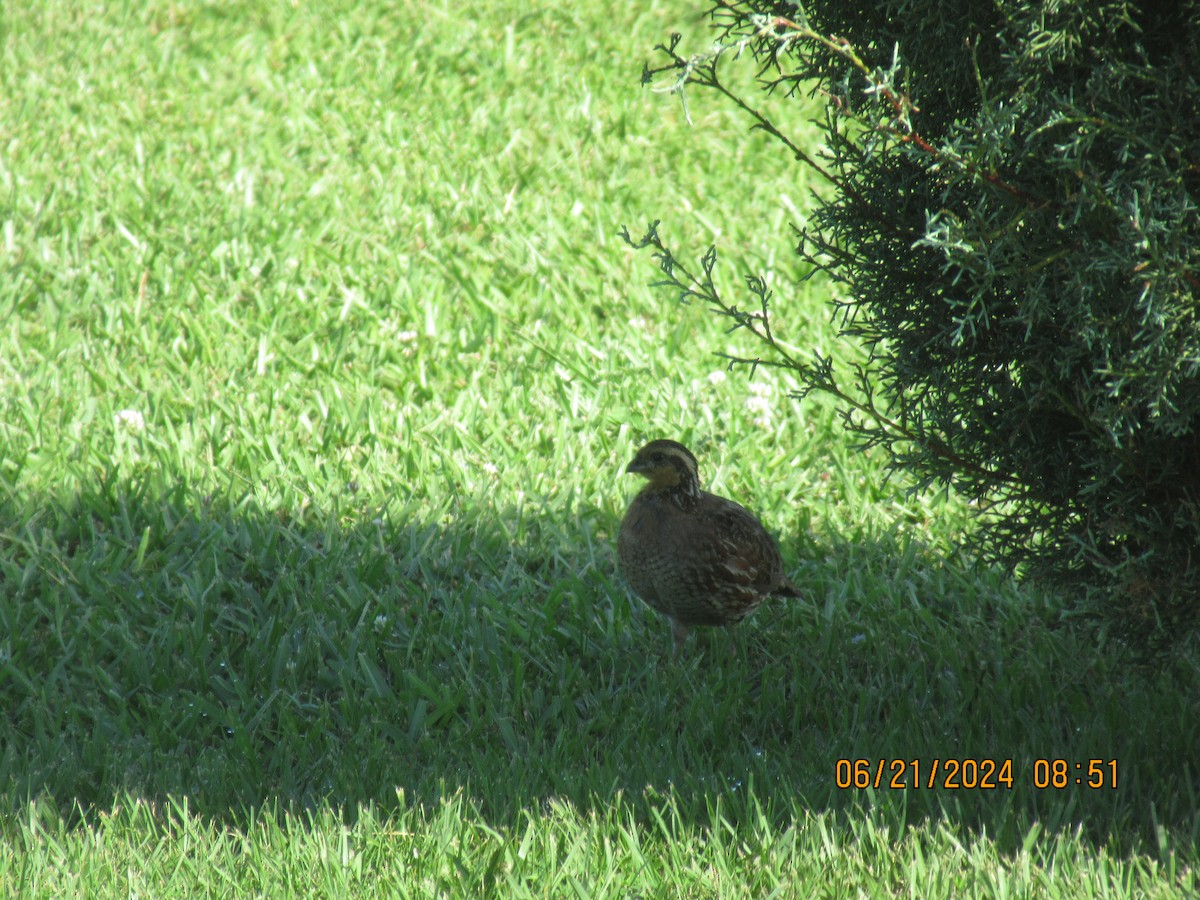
[625,1,1200,654]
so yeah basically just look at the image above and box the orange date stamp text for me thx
[834,758,1119,790]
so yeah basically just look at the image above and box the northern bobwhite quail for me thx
[617,439,800,654]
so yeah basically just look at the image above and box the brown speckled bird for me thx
[617,439,801,654]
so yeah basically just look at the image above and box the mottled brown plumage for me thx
[617,439,800,654]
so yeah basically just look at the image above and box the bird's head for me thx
[625,439,701,496]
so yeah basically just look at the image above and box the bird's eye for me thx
[652,452,665,463]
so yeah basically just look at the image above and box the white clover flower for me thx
[114,409,145,431]
[746,382,773,428]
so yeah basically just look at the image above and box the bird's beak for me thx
[625,459,648,475]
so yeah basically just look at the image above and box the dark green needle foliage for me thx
[629,0,1200,657]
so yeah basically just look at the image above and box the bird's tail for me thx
[774,577,803,599]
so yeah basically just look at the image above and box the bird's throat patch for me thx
[647,466,682,489]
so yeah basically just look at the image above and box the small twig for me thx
[619,221,1016,485]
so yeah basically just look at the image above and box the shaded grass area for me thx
[1,0,1198,894]
[3,480,1197,857]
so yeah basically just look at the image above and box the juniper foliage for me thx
[626,1,1200,654]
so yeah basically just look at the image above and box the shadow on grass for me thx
[1,472,1197,862]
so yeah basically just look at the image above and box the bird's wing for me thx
[693,495,785,595]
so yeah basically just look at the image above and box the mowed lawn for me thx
[1,0,1197,895]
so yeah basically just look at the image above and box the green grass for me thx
[1,0,1197,895]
